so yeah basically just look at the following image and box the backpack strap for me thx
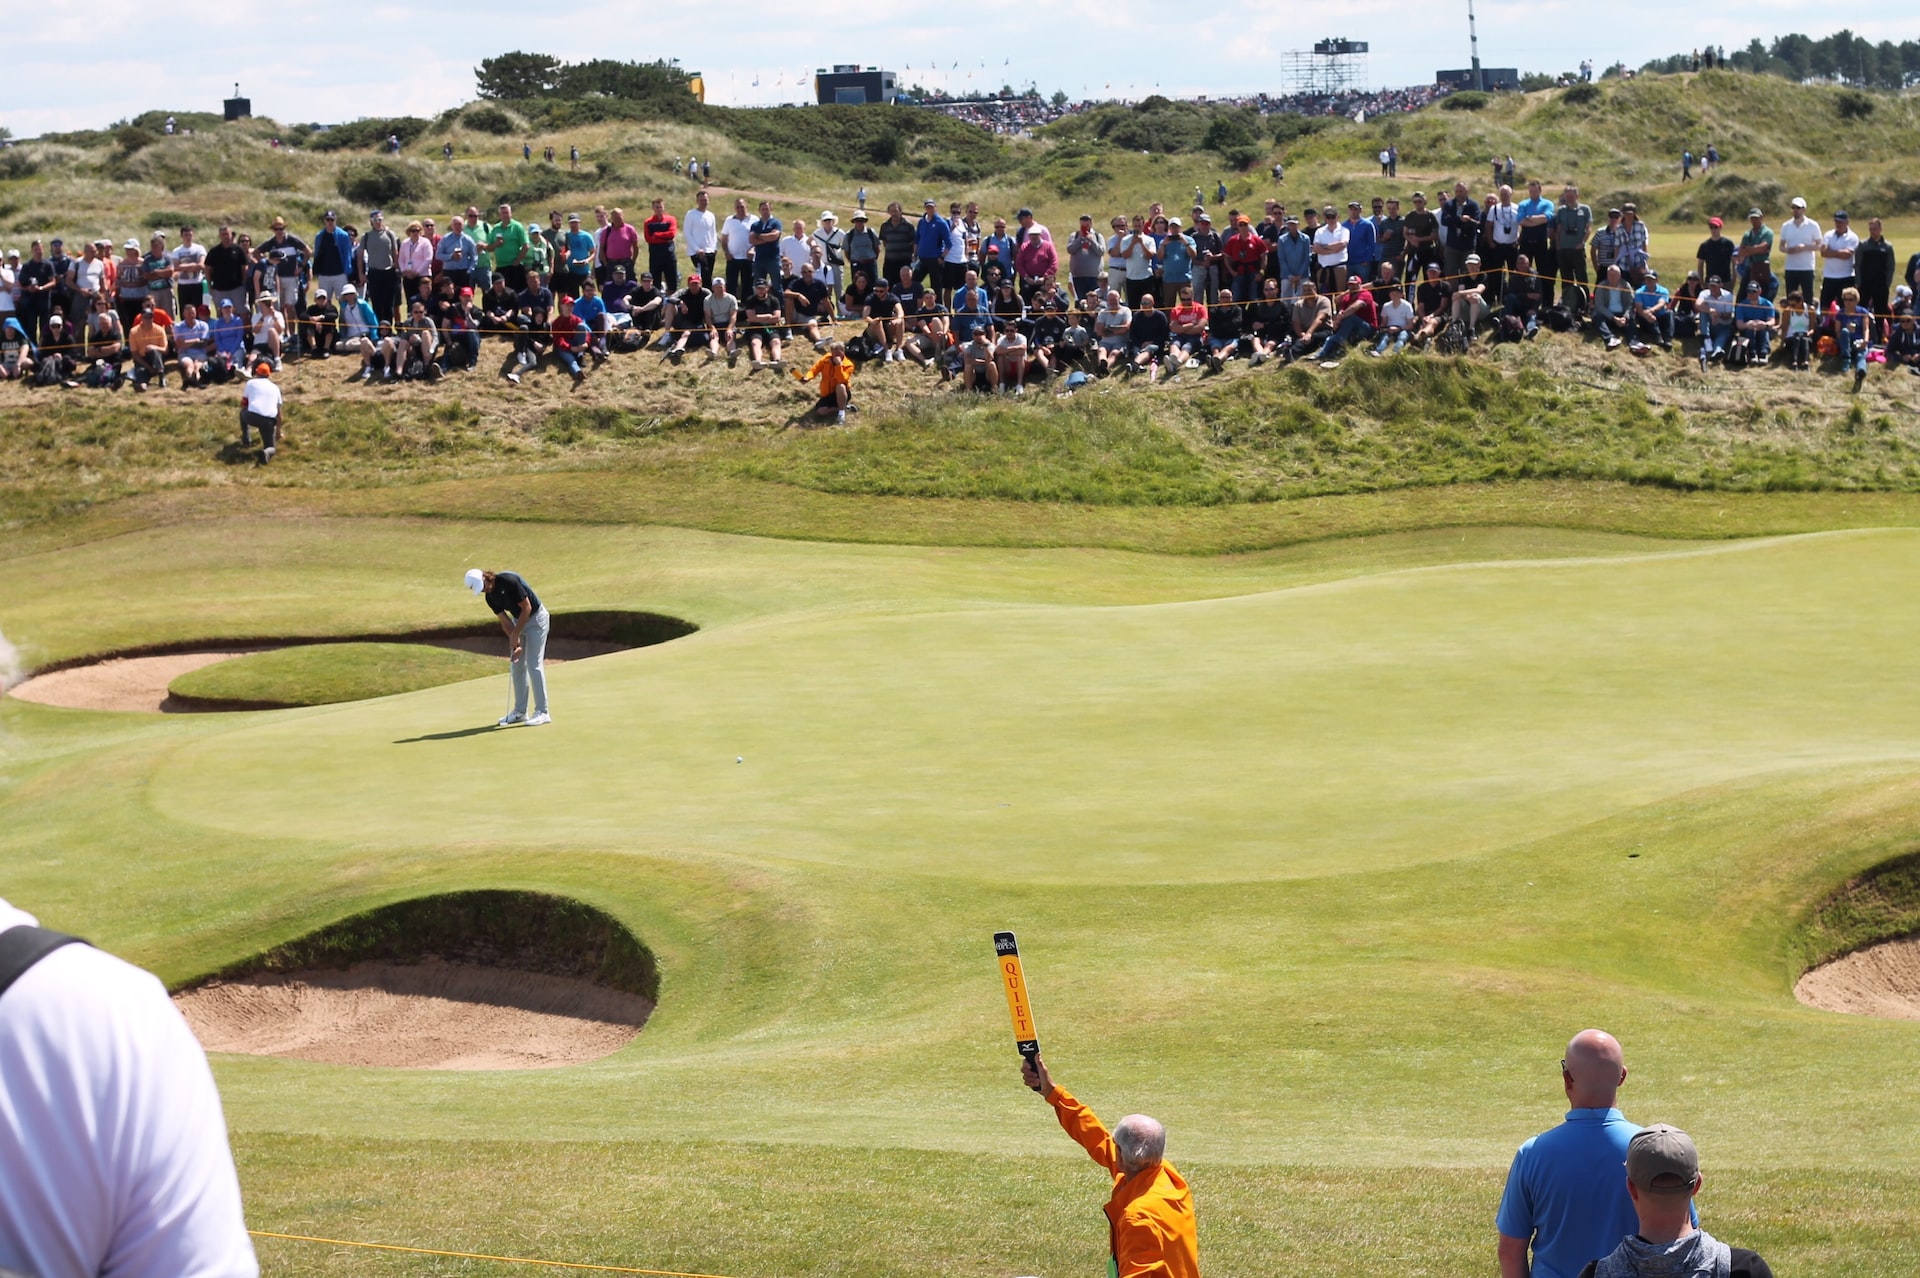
[0,926,87,1001]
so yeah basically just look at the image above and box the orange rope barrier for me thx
[249,1229,740,1278]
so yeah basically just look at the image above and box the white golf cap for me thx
[820,210,836,220]
[464,568,485,594]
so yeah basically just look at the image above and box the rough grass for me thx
[1796,848,1920,970]
[166,641,500,707]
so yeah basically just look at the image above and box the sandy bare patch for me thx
[174,958,653,1069]
[5,639,607,714]
[1794,937,1920,1020]
[8,650,254,713]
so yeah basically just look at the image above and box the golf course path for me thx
[173,958,654,1069]
[1795,938,1920,1020]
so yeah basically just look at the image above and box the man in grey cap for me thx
[1578,1125,1773,1278]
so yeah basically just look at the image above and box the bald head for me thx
[1563,1029,1626,1108]
[1113,1114,1166,1173]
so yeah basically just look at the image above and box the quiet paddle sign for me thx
[993,931,1040,1060]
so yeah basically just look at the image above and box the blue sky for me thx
[4,3,1912,136]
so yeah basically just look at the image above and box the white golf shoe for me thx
[525,711,552,726]
[497,712,526,726]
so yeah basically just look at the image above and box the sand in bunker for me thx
[1794,937,1920,1020]
[8,650,251,713]
[174,958,654,1069]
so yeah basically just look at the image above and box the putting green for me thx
[4,516,1920,1276]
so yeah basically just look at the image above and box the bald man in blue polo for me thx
[1496,1029,1685,1278]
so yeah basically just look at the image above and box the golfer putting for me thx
[465,568,551,726]
[1000,932,1199,1277]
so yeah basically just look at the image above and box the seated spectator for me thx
[1126,292,1170,376]
[1502,255,1545,339]
[1026,296,1065,382]
[570,278,609,357]
[336,285,384,380]
[37,315,78,385]
[862,278,907,362]
[993,320,1030,394]
[841,269,877,324]
[903,290,950,368]
[619,269,664,335]
[1779,290,1814,371]
[1246,277,1291,365]
[250,293,286,366]
[0,317,33,381]
[959,324,998,392]
[794,339,855,423]
[86,295,125,368]
[1316,278,1377,365]
[1411,262,1453,348]
[784,263,835,349]
[442,286,483,371]
[547,294,590,385]
[127,306,171,389]
[1288,279,1334,361]
[661,275,713,362]
[1166,285,1207,367]
[1372,284,1416,356]
[1629,271,1674,353]
[512,270,554,368]
[302,289,339,357]
[1204,289,1245,370]
[1834,286,1870,390]
[1574,1126,1774,1278]
[1451,256,1492,342]
[482,277,518,345]
[1591,266,1635,349]
[741,276,786,371]
[173,305,212,387]
[1695,278,1736,368]
[1884,311,1920,374]
[1732,280,1777,365]
[208,297,246,380]
[399,300,441,379]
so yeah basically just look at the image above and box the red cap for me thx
[459,286,474,296]
[1707,216,1723,228]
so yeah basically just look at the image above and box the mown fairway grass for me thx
[167,642,503,708]
[4,514,1920,1277]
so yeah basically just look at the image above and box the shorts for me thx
[815,393,847,412]
[942,262,968,291]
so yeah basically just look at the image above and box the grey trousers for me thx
[511,606,550,716]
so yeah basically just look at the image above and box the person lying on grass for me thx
[795,340,854,424]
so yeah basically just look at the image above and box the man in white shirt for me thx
[170,225,209,313]
[1818,209,1860,311]
[0,899,257,1278]
[1777,198,1822,306]
[780,219,813,283]
[1312,205,1350,294]
[811,211,847,301]
[720,197,756,299]
[241,360,284,462]
[682,189,718,293]
[1483,184,1522,299]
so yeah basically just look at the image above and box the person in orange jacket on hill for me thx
[795,340,855,424]
[1021,1053,1200,1278]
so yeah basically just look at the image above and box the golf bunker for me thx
[173,891,658,1070]
[6,609,695,713]
[1795,938,1920,1020]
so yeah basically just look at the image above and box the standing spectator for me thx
[1515,180,1556,304]
[15,242,57,349]
[259,219,309,321]
[1857,217,1895,340]
[1817,211,1859,312]
[600,207,641,288]
[683,190,718,293]
[1694,219,1736,294]
[1550,185,1592,310]
[1589,208,1623,285]
[1311,207,1350,296]
[1777,199,1821,305]
[420,218,460,293]
[940,202,970,302]
[361,210,400,324]
[1403,192,1440,276]
[1375,198,1406,285]
[1155,219,1194,308]
[720,198,755,298]
[111,240,148,331]
[1483,186,1522,297]
[169,226,208,315]
[555,213,594,299]
[1735,209,1774,298]
[913,199,953,298]
[487,204,531,292]
[1221,215,1267,303]
[842,212,881,302]
[1188,211,1223,306]
[1441,182,1481,281]
[1497,1031,1668,1278]
[0,898,260,1278]
[1343,201,1377,284]
[141,232,176,318]
[311,211,353,304]
[644,198,680,293]
[1615,204,1650,286]
[780,219,813,284]
[878,202,918,287]
[1578,1127,1773,1278]
[68,241,109,329]
[749,200,784,285]
[811,211,847,301]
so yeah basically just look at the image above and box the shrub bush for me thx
[1562,83,1602,106]
[1835,90,1875,121]
[464,104,519,135]
[337,158,430,208]
[310,116,433,152]
[1443,91,1492,112]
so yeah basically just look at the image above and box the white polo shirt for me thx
[720,215,754,261]
[241,375,282,417]
[1313,223,1349,268]
[1822,227,1861,280]
[1779,216,1823,273]
[682,207,718,256]
[0,902,257,1278]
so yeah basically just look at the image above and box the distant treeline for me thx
[1642,30,1920,91]
[474,53,694,108]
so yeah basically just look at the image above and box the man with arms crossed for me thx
[1021,1053,1198,1278]
[1498,1029,1686,1278]
[466,568,551,727]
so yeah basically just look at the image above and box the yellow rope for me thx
[249,1229,739,1277]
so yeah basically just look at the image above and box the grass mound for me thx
[1796,848,1920,971]
[178,889,659,1001]
[166,641,501,709]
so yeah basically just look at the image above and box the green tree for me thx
[1051,90,1068,108]
[476,51,564,100]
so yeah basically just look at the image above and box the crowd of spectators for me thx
[4,174,1916,409]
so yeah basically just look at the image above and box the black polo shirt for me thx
[484,572,541,619]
